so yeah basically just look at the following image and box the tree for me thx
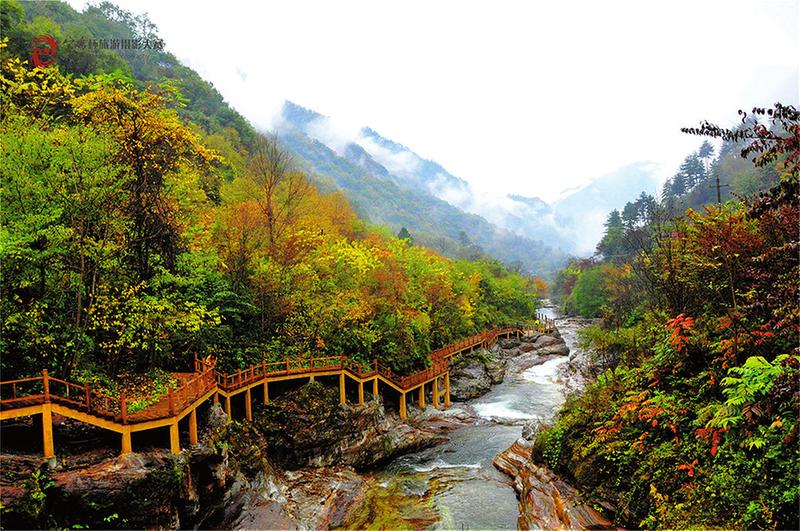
[621,201,640,228]
[678,153,706,190]
[397,226,413,244]
[605,209,623,230]
[72,79,218,279]
[597,209,627,261]
[682,103,799,178]
[246,134,311,258]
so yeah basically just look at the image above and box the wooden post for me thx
[433,377,439,410]
[213,392,219,404]
[189,408,198,445]
[418,383,426,409]
[120,393,127,424]
[399,392,407,419]
[309,375,315,383]
[42,370,50,402]
[121,427,132,454]
[444,371,451,408]
[224,394,231,423]
[169,422,180,454]
[358,381,364,405]
[245,387,252,421]
[263,381,270,404]
[41,403,54,458]
[372,377,378,398]
[339,372,346,405]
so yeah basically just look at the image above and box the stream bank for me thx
[331,310,609,530]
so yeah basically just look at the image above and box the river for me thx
[341,306,587,529]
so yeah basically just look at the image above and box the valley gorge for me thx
[1,308,614,530]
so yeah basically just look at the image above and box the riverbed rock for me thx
[449,360,493,400]
[280,466,368,530]
[253,382,447,471]
[521,419,547,442]
[485,355,508,385]
[493,440,614,530]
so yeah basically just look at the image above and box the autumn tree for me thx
[72,79,218,279]
[245,134,312,259]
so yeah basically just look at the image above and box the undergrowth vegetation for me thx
[539,107,799,528]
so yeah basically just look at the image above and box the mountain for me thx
[552,162,662,253]
[278,102,661,259]
[275,102,567,277]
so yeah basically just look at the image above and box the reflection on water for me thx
[341,304,584,530]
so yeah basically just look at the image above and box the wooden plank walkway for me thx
[0,315,555,457]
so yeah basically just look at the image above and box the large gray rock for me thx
[485,356,508,385]
[449,362,492,400]
[532,335,562,348]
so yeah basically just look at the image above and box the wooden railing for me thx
[0,316,555,426]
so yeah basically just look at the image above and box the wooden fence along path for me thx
[0,315,555,457]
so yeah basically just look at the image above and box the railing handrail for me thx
[0,321,556,423]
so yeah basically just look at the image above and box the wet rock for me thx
[521,419,546,442]
[533,335,561,348]
[493,441,614,530]
[279,466,369,530]
[536,343,570,357]
[520,332,544,344]
[526,335,570,357]
[498,337,522,349]
[414,404,476,424]
[253,383,447,471]
[449,361,492,400]
[485,356,508,385]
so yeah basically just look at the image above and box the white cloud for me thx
[356,135,421,175]
[66,0,799,204]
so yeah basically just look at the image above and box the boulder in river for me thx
[448,353,494,400]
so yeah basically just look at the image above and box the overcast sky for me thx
[69,0,799,202]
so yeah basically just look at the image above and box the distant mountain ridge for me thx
[275,102,567,277]
[277,101,661,257]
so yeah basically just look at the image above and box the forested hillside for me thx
[539,106,799,528]
[276,101,568,276]
[0,2,544,394]
[3,0,569,278]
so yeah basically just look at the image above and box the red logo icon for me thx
[32,35,58,68]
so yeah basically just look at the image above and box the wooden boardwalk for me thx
[0,315,555,457]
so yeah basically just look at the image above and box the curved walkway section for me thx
[0,315,555,457]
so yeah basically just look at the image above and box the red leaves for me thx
[666,313,694,352]
[695,427,726,457]
[677,459,698,477]
[710,429,723,457]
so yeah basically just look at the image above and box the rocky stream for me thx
[0,307,614,529]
